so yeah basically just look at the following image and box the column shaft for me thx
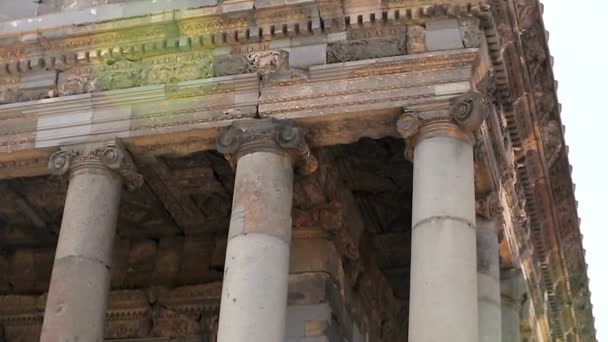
[501,303,521,342]
[40,166,122,342]
[501,268,525,342]
[477,218,501,342]
[217,151,294,342]
[409,135,478,342]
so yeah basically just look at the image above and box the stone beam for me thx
[134,155,206,234]
[0,49,482,179]
[0,271,347,341]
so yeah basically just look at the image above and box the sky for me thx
[543,2,607,340]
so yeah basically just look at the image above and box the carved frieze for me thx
[151,307,203,337]
[105,290,151,339]
[57,50,214,96]
[328,25,406,63]
[406,25,426,53]
[215,49,289,77]
[0,72,57,105]
[39,26,172,53]
[177,16,250,37]
[476,191,502,220]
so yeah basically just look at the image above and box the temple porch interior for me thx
[0,137,413,341]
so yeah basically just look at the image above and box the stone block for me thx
[290,238,338,275]
[255,0,315,9]
[61,0,105,11]
[286,303,331,338]
[425,19,464,51]
[0,1,38,20]
[222,0,254,12]
[19,71,58,90]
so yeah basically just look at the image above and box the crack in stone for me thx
[412,215,475,230]
[57,254,111,270]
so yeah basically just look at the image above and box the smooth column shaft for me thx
[409,136,478,342]
[501,269,525,342]
[40,167,122,342]
[477,218,501,342]
[217,152,294,342]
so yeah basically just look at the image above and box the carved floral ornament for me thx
[48,143,143,190]
[217,119,318,175]
[397,91,487,159]
[476,191,503,220]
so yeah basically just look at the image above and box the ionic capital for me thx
[476,191,503,220]
[217,119,318,175]
[48,141,143,190]
[397,91,487,159]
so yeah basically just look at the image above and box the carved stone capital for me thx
[48,142,143,190]
[500,268,526,307]
[217,119,318,175]
[476,191,503,220]
[449,91,487,133]
[397,91,487,159]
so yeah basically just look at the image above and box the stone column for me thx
[216,119,317,342]
[476,215,501,342]
[501,268,525,342]
[40,143,141,342]
[398,91,486,342]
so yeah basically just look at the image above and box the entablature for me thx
[0,47,485,179]
[0,0,485,102]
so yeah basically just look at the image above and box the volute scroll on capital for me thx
[397,91,488,159]
[476,191,503,220]
[48,142,143,190]
[217,119,318,175]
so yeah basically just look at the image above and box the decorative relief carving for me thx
[460,16,483,48]
[152,307,203,337]
[541,120,563,167]
[449,91,487,133]
[48,143,143,190]
[328,26,406,63]
[246,50,289,75]
[177,17,249,36]
[215,49,289,77]
[39,26,171,52]
[57,51,214,96]
[406,25,426,54]
[0,73,57,105]
[476,191,503,219]
[217,119,318,175]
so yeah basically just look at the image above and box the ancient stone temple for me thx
[0,0,596,341]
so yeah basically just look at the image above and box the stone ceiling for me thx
[0,137,414,304]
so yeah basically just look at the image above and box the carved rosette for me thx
[397,91,487,160]
[48,143,143,190]
[217,119,318,175]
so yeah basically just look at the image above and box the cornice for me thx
[477,0,596,339]
[0,1,480,73]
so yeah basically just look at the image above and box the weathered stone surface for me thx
[217,148,294,342]
[327,25,406,63]
[41,144,125,342]
[0,0,597,340]
[425,19,465,51]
